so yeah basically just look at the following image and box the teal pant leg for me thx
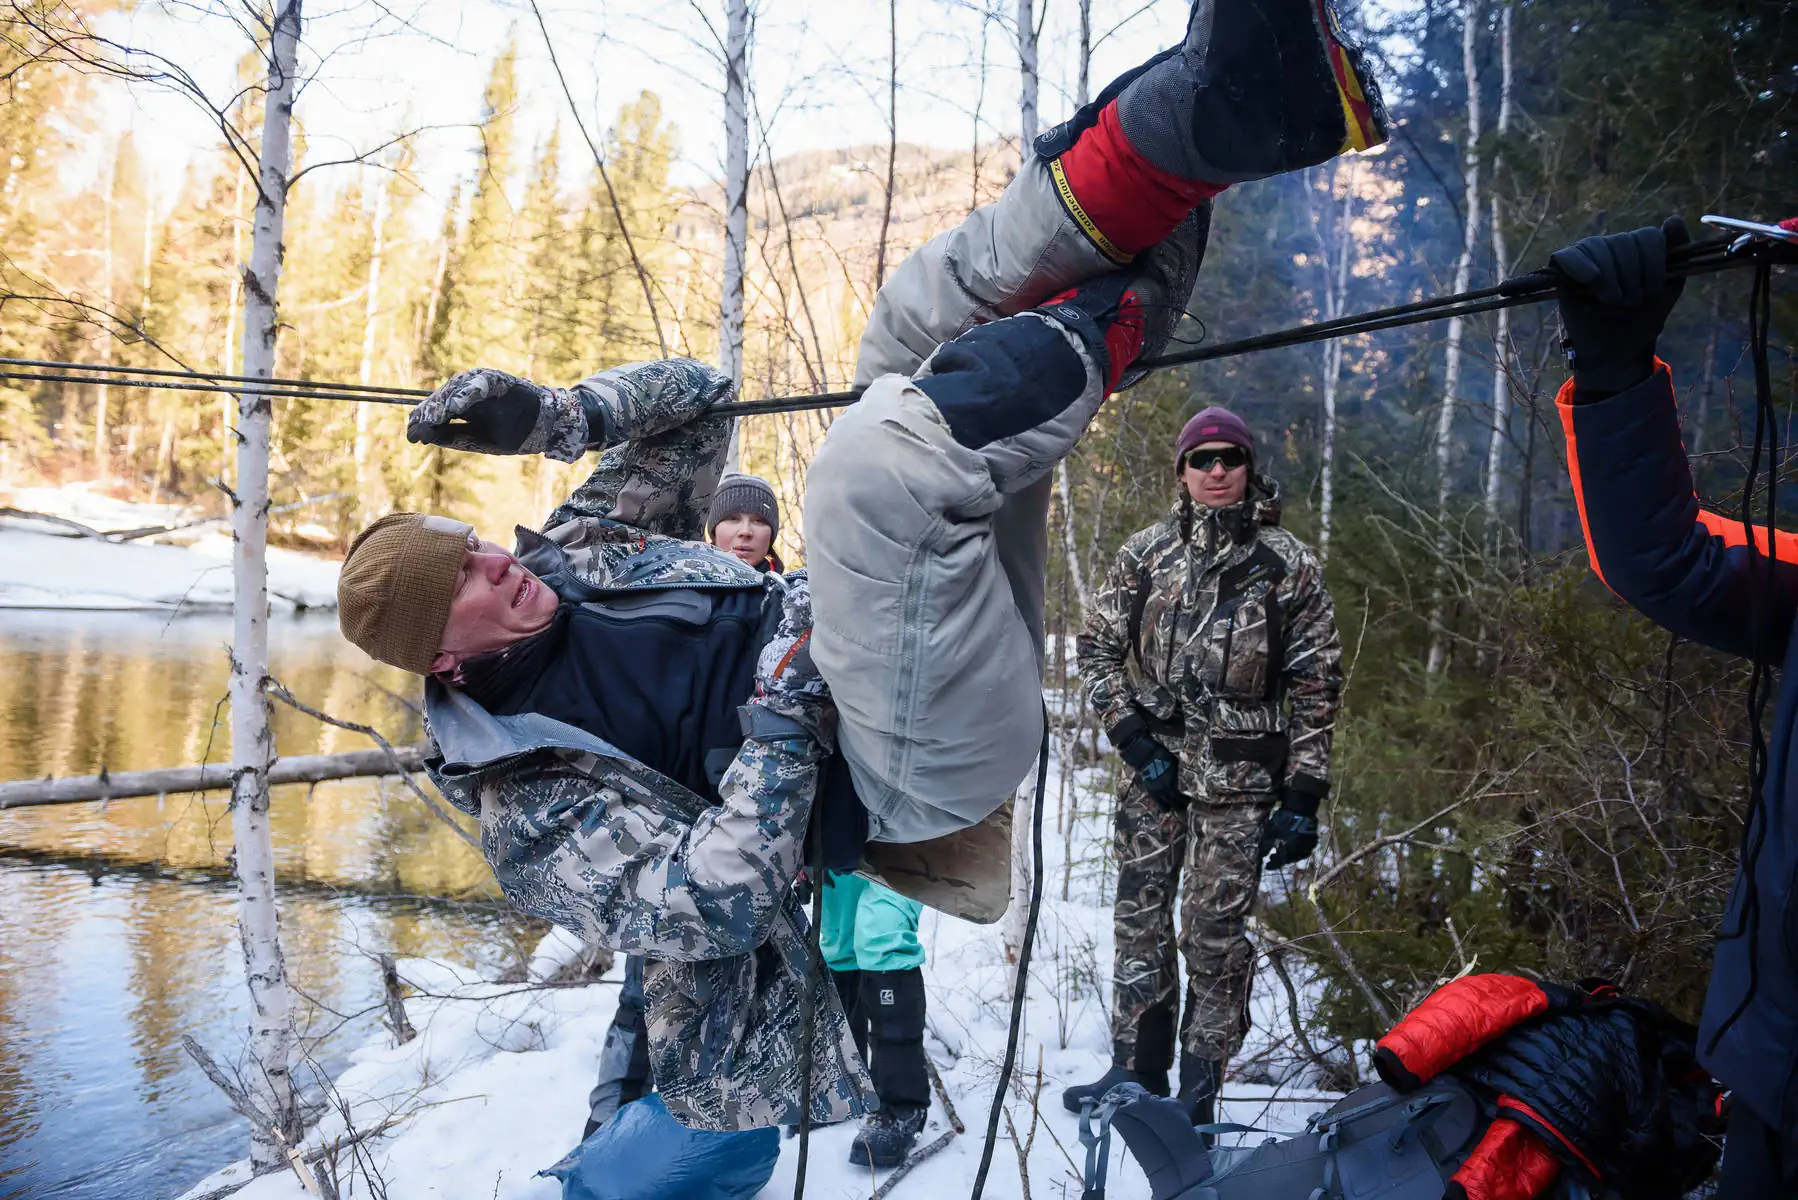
[852,882,926,971]
[821,873,869,973]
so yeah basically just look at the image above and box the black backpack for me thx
[1081,1077,1594,1200]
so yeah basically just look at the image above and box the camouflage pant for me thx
[1110,778,1273,1069]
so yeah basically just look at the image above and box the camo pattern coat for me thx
[424,357,875,1130]
[1077,478,1341,802]
[1077,477,1341,1066]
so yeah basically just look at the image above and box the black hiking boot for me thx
[848,1105,929,1167]
[1178,1056,1225,1144]
[1061,1064,1171,1115]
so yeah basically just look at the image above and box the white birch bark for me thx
[1426,0,1481,677]
[1480,1,1514,535]
[221,171,247,488]
[94,155,114,479]
[230,0,304,1171]
[720,0,749,470]
[354,178,388,528]
[1312,165,1356,564]
[1054,0,1095,617]
[1004,0,1042,974]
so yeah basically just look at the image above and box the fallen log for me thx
[0,744,429,809]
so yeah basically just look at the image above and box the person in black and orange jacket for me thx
[1556,215,1798,1198]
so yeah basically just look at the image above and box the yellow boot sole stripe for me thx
[1048,157,1135,266]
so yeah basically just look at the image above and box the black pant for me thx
[1719,1101,1798,1198]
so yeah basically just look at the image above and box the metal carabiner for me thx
[1702,214,1798,256]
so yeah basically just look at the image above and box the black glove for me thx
[1549,215,1689,398]
[406,367,588,458]
[1261,789,1320,871]
[1116,730,1186,811]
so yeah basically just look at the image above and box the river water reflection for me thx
[0,611,537,1200]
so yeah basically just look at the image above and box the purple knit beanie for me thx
[1175,407,1254,470]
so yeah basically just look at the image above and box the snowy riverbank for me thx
[177,738,1341,1200]
[0,485,339,612]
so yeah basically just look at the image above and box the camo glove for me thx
[1262,789,1320,871]
[744,573,834,750]
[1551,215,1689,398]
[407,367,590,460]
[1115,728,1186,810]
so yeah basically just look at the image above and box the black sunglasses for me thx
[1183,446,1250,473]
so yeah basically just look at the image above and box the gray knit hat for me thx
[707,473,779,540]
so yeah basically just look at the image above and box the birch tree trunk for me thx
[720,0,749,471]
[1054,0,1095,616]
[1426,0,1481,677]
[1480,1,1514,537]
[230,0,304,1171]
[873,0,898,290]
[221,171,247,488]
[1004,0,1042,972]
[94,157,114,479]
[354,179,388,529]
[1314,165,1356,564]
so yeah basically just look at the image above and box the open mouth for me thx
[511,573,532,610]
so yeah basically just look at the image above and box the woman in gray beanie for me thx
[707,473,784,574]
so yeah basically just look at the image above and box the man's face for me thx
[1180,441,1252,509]
[429,531,560,675]
[713,513,773,567]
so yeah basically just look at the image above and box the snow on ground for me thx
[178,708,1341,1200]
[0,483,339,611]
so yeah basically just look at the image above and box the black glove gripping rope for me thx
[1706,249,1781,1056]
[969,708,1051,1200]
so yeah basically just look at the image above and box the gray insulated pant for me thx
[807,154,1124,846]
[806,378,1051,845]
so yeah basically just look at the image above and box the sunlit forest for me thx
[4,0,1798,1076]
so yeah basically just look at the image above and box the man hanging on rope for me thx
[1557,216,1798,1197]
[335,0,1387,1131]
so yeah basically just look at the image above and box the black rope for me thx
[969,708,1051,1200]
[792,784,829,1200]
[0,236,1752,421]
[1706,249,1780,1054]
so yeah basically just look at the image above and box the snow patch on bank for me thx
[0,484,340,612]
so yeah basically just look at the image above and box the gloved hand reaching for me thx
[745,573,835,749]
[406,367,591,460]
[1550,215,1689,398]
[1116,729,1186,811]
[1261,789,1320,871]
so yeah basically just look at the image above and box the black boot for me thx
[849,1105,929,1168]
[1061,1063,1171,1115]
[1178,1055,1224,1136]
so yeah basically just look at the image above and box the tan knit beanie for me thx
[337,513,471,674]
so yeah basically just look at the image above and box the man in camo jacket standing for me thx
[1063,406,1341,1129]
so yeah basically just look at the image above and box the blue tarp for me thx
[540,1094,781,1200]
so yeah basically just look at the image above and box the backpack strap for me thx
[1126,560,1155,670]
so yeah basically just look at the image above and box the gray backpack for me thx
[1080,1076,1587,1200]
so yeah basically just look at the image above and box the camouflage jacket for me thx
[423,358,874,1130]
[1075,478,1342,802]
